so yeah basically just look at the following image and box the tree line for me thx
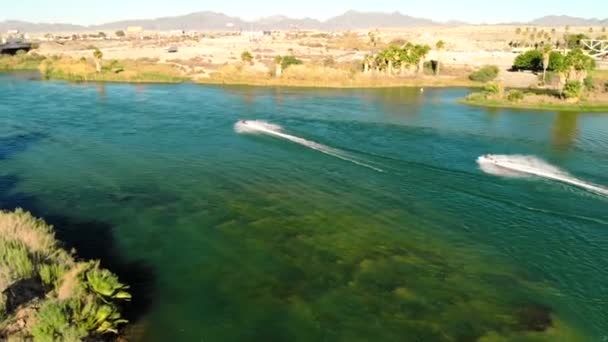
[362,41,445,76]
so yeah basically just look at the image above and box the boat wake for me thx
[478,154,608,196]
[235,120,383,172]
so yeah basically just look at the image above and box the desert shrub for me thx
[279,56,302,70]
[506,89,525,101]
[322,57,336,67]
[240,51,253,64]
[604,81,608,93]
[327,32,366,50]
[483,82,501,94]
[470,65,499,82]
[102,59,123,72]
[563,80,583,99]
[389,38,407,46]
[583,76,595,90]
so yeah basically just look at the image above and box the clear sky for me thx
[2,0,606,25]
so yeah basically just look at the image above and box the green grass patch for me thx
[460,95,608,112]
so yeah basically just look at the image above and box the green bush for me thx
[512,50,566,72]
[31,301,87,342]
[483,82,501,94]
[583,76,595,90]
[563,80,583,99]
[280,56,302,69]
[240,51,253,64]
[469,65,499,82]
[513,50,543,71]
[506,89,525,102]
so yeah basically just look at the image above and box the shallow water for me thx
[1,74,607,341]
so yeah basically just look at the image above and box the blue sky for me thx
[2,0,606,25]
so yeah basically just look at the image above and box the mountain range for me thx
[0,11,606,33]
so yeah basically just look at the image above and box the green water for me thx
[1,74,607,341]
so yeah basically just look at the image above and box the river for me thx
[1,74,607,341]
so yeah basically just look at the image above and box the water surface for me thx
[1,74,607,341]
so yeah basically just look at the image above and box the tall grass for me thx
[206,63,474,88]
[0,53,46,71]
[40,57,188,83]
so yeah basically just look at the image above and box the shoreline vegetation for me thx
[1,42,607,110]
[461,48,608,112]
[0,209,131,341]
[1,41,484,88]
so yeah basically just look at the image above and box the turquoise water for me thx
[1,74,607,341]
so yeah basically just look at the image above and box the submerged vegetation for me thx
[0,209,131,341]
[195,187,586,341]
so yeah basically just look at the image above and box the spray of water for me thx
[478,154,608,196]
[235,120,383,172]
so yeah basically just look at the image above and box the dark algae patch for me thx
[190,189,585,342]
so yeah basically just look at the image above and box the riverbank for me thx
[200,64,477,88]
[461,96,608,112]
[0,209,131,341]
[1,53,479,88]
[460,80,608,113]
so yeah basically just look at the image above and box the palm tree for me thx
[363,54,374,74]
[93,48,103,73]
[542,45,552,84]
[415,44,431,75]
[375,51,388,74]
[435,40,445,76]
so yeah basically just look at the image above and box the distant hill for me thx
[93,11,246,31]
[324,11,438,29]
[0,20,84,33]
[529,15,607,26]
[0,12,606,33]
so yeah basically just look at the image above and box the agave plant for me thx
[84,263,131,301]
[70,296,128,335]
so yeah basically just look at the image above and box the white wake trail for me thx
[235,120,383,172]
[478,154,608,196]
